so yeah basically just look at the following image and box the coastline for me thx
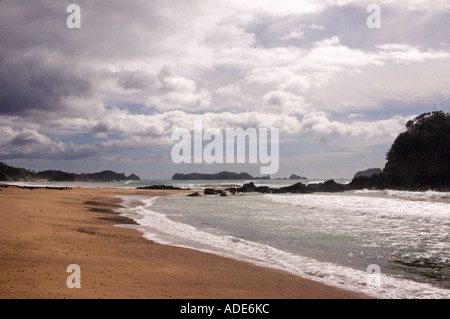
[0,185,368,299]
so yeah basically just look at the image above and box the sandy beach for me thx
[0,185,368,299]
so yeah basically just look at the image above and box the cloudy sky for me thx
[1,0,449,179]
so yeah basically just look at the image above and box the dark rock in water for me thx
[203,188,229,196]
[307,180,346,192]
[272,188,287,194]
[226,182,274,194]
[280,182,311,193]
[137,185,183,190]
[187,192,201,197]
[237,182,257,193]
[255,186,271,193]
[347,176,375,190]
[204,188,217,195]
[271,182,312,194]
[353,168,382,179]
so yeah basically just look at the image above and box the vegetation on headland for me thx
[0,162,37,181]
[349,111,450,191]
[384,111,450,189]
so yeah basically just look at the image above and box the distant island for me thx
[289,174,308,180]
[172,171,309,180]
[0,163,140,182]
[172,171,256,180]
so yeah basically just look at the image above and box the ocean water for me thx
[2,178,334,190]
[7,179,449,298]
[116,185,450,299]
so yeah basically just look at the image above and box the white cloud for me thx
[145,67,212,111]
[308,24,325,30]
[261,90,310,114]
[280,29,305,41]
[381,0,450,11]
[298,111,411,146]
[324,0,450,11]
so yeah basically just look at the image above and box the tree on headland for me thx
[383,111,450,189]
[348,111,450,190]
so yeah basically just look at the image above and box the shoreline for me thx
[0,185,369,299]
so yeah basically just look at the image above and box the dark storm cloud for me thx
[117,70,156,91]
[0,53,91,115]
[0,0,93,116]
[0,0,164,117]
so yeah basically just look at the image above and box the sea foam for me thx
[116,194,450,299]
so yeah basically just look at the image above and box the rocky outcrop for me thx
[223,180,349,194]
[281,182,312,193]
[203,188,228,196]
[229,182,273,193]
[204,188,217,195]
[226,181,346,194]
[307,180,346,193]
[137,185,183,190]
[353,168,382,179]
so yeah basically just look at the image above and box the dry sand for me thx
[0,185,368,299]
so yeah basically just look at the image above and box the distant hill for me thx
[172,171,254,180]
[37,170,72,181]
[0,170,10,181]
[0,162,140,182]
[0,162,38,180]
[75,170,140,181]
